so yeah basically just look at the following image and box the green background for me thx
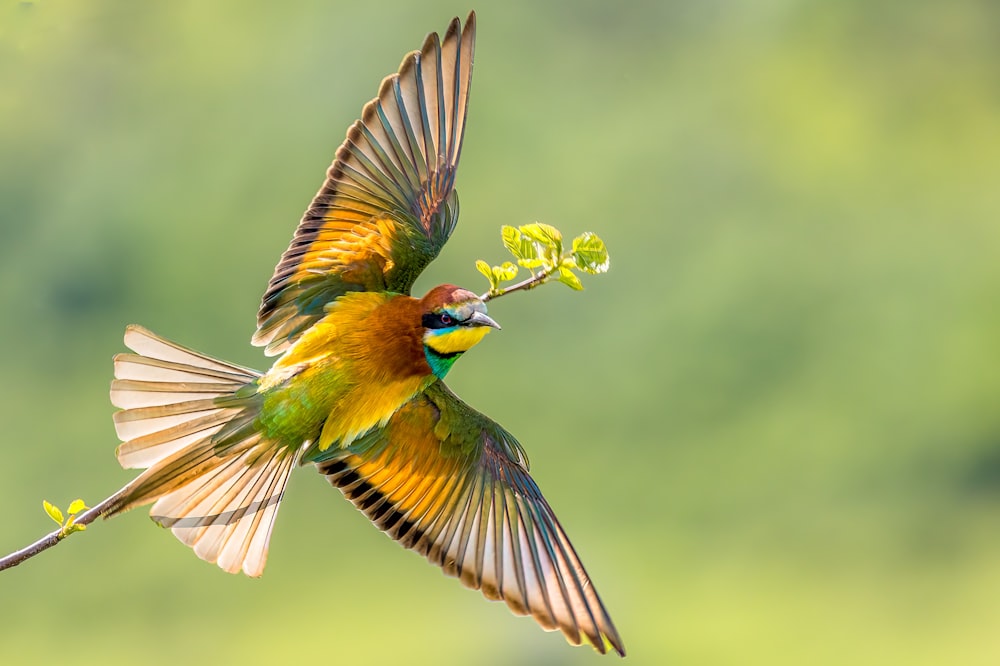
[2,1,1000,664]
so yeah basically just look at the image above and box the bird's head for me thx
[420,284,500,379]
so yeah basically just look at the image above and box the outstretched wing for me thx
[312,381,626,656]
[254,13,476,355]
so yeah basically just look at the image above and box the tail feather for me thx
[121,324,259,376]
[147,432,296,577]
[111,379,245,409]
[113,398,232,441]
[105,325,297,578]
[151,435,296,576]
[115,408,241,469]
[114,353,254,384]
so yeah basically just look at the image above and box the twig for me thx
[0,490,125,572]
[481,264,559,302]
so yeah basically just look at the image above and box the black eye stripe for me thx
[422,312,458,329]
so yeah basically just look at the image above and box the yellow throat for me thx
[425,326,492,355]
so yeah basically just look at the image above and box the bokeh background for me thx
[2,1,1000,664]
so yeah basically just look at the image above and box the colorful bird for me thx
[101,12,624,657]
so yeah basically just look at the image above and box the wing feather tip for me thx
[252,15,474,350]
[396,49,420,78]
[443,15,461,42]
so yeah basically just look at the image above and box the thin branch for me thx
[0,489,126,573]
[481,265,559,302]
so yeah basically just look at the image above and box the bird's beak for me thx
[466,311,501,330]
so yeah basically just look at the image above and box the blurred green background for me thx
[2,1,1000,664]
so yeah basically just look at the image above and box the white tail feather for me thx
[107,325,296,577]
[149,434,299,577]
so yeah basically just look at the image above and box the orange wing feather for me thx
[312,382,626,656]
[254,13,476,356]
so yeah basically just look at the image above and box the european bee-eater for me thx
[100,12,624,656]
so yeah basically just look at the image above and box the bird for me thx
[100,12,624,657]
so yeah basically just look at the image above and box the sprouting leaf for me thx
[520,223,563,257]
[517,255,546,270]
[475,259,495,289]
[43,500,64,526]
[62,521,86,536]
[519,223,562,267]
[492,261,518,283]
[67,499,87,515]
[478,221,609,301]
[517,234,541,266]
[572,232,610,274]
[516,247,544,270]
[501,226,522,259]
[558,267,584,291]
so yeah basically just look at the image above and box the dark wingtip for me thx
[444,15,461,41]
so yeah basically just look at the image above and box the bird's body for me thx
[258,291,440,453]
[100,13,625,657]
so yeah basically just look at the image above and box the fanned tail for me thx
[101,325,297,577]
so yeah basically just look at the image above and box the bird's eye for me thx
[439,313,453,326]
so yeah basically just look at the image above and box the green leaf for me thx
[517,256,546,270]
[517,233,539,264]
[558,267,584,290]
[501,226,522,259]
[43,500,64,525]
[572,232,610,274]
[475,259,497,291]
[520,223,563,257]
[492,261,518,282]
[67,499,87,515]
[519,223,562,267]
[63,520,86,536]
